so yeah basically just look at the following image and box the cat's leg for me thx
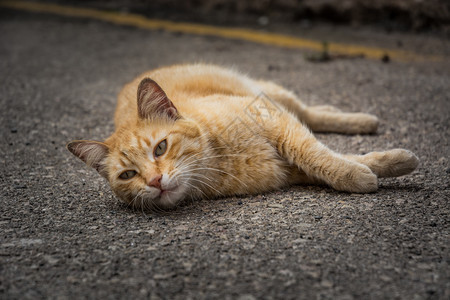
[303,109,379,134]
[267,114,378,193]
[308,105,342,113]
[286,166,325,186]
[256,80,378,134]
[343,149,419,178]
[285,149,419,190]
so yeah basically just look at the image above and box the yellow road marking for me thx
[0,0,443,62]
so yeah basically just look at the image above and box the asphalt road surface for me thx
[1,7,449,300]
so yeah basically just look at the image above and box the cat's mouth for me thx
[159,188,173,196]
[156,184,183,200]
[132,183,185,211]
[144,183,179,198]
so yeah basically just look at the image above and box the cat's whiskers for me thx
[177,144,252,169]
[171,166,214,184]
[151,199,168,214]
[185,172,215,182]
[173,143,232,170]
[176,173,215,194]
[180,180,207,199]
[172,131,213,168]
[178,144,245,162]
[185,174,218,198]
[172,143,226,171]
[187,166,250,188]
[165,170,201,200]
[144,193,163,215]
[178,153,249,171]
[128,189,153,214]
[174,152,251,198]
[181,176,223,196]
[171,151,210,182]
[138,192,149,215]
[170,170,196,197]
[174,151,205,170]
[140,195,146,215]
[173,153,243,190]
[137,191,166,214]
[145,198,158,214]
[129,190,154,215]
[129,190,143,211]
[127,194,137,210]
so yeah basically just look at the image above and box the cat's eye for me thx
[119,170,137,180]
[154,139,167,158]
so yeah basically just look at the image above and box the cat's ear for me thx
[137,78,179,121]
[67,140,109,177]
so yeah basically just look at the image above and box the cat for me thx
[67,64,419,211]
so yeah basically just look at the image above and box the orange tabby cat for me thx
[68,64,419,210]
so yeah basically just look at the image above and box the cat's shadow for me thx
[378,182,424,193]
[114,197,211,218]
[112,181,423,218]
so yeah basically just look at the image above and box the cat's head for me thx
[67,78,205,210]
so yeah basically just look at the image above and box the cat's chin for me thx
[154,187,185,210]
[135,185,186,211]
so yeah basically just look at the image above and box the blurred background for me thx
[46,0,450,34]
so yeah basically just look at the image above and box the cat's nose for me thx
[147,174,162,189]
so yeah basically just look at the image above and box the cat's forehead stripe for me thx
[119,158,127,168]
[119,151,137,166]
[129,136,139,148]
[137,136,146,149]
[135,135,152,148]
[171,128,198,139]
[155,130,167,141]
[143,137,151,147]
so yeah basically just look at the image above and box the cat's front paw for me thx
[332,163,378,193]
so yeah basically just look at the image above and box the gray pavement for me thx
[1,8,449,300]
